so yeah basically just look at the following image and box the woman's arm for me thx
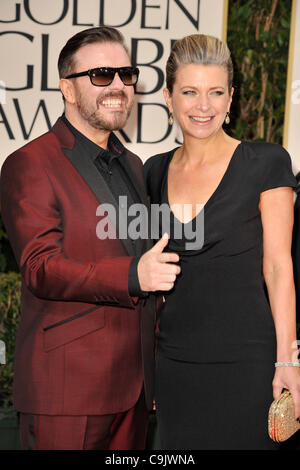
[260,186,300,419]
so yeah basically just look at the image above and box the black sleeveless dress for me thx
[144,141,297,450]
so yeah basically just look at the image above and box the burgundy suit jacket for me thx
[0,118,156,415]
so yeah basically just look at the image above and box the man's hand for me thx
[138,233,181,292]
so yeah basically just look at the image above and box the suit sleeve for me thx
[0,150,137,308]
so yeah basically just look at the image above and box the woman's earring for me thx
[168,113,174,126]
[225,112,230,125]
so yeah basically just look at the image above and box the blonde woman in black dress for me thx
[144,34,300,449]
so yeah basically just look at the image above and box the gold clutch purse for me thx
[268,390,300,442]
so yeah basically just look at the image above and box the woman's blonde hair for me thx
[166,34,233,93]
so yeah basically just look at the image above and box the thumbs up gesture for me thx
[137,233,181,292]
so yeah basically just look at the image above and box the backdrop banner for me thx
[284,0,300,173]
[0,0,228,166]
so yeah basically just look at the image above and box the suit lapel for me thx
[121,153,154,251]
[118,153,153,252]
[52,118,135,256]
[119,153,148,207]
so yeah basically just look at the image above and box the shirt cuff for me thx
[128,257,148,298]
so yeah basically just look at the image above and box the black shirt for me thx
[61,114,145,298]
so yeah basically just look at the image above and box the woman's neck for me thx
[176,131,239,167]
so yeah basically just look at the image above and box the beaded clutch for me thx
[268,390,300,442]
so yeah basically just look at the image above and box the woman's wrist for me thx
[276,338,299,363]
[275,361,300,367]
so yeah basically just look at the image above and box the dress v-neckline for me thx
[166,141,243,225]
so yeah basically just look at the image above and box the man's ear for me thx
[59,79,76,104]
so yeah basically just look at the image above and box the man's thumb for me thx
[151,233,169,253]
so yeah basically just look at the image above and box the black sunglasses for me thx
[65,66,139,86]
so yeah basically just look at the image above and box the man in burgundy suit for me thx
[0,27,180,450]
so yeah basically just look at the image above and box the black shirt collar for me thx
[61,114,125,163]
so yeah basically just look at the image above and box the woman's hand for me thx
[273,366,300,421]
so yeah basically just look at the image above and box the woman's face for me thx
[164,63,233,141]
